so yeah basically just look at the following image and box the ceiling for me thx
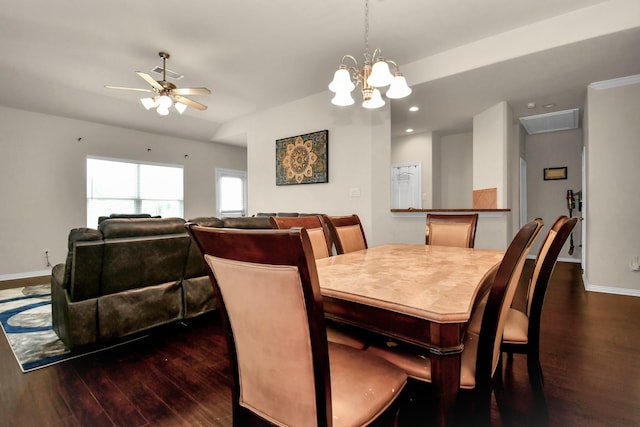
[1,0,638,145]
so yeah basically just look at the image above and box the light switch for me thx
[350,188,361,197]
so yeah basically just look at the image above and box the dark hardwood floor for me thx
[1,261,639,426]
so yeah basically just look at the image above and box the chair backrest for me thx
[186,225,332,426]
[475,218,543,390]
[426,213,479,247]
[525,216,578,342]
[270,215,332,259]
[324,214,368,254]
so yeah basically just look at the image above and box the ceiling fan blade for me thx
[105,85,154,93]
[172,87,211,96]
[175,95,208,111]
[135,71,164,91]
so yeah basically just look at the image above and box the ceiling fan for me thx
[106,51,211,116]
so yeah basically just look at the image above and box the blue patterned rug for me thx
[0,284,70,372]
[0,284,145,372]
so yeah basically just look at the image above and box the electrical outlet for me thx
[630,256,640,272]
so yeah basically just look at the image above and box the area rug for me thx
[0,284,145,372]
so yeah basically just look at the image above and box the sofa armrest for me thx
[51,263,65,289]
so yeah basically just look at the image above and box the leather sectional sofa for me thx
[51,214,317,349]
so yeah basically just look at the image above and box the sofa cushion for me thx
[98,281,183,341]
[101,234,191,295]
[63,228,103,280]
[187,216,225,227]
[222,216,273,229]
[99,217,186,238]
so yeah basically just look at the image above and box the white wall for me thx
[0,106,246,277]
[585,79,640,293]
[439,132,473,208]
[525,128,582,262]
[217,91,428,246]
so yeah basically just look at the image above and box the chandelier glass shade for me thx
[328,0,411,109]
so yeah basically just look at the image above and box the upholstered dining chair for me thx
[324,214,368,255]
[425,213,479,247]
[270,215,332,259]
[501,215,578,385]
[367,218,543,424]
[270,214,367,349]
[186,225,407,427]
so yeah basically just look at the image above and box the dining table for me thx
[315,243,505,427]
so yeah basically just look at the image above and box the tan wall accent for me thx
[473,188,497,209]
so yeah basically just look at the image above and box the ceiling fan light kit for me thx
[106,51,211,116]
[328,0,411,109]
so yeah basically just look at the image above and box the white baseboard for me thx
[582,272,640,297]
[557,257,581,264]
[526,254,581,264]
[0,269,52,282]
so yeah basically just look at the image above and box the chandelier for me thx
[328,0,411,109]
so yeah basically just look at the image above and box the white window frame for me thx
[86,156,184,228]
[215,168,247,217]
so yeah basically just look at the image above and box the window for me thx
[216,168,247,217]
[87,157,183,228]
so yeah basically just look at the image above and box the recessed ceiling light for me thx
[544,103,556,108]
[527,102,536,109]
[405,128,414,133]
[409,106,419,112]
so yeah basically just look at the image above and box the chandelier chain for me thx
[328,0,411,108]
[364,0,370,62]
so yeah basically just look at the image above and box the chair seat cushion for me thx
[502,308,529,344]
[329,342,407,427]
[326,325,367,350]
[366,332,479,390]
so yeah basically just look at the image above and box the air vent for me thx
[519,108,580,135]
[151,66,184,80]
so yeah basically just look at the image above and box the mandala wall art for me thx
[276,130,328,185]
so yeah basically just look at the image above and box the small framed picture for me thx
[543,166,567,180]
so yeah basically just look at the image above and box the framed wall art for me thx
[543,166,567,180]
[276,130,328,185]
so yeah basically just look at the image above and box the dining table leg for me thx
[430,323,464,427]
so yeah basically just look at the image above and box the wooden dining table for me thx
[315,243,505,427]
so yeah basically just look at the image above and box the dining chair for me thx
[324,214,368,255]
[501,215,578,386]
[425,213,479,247]
[270,215,332,259]
[270,214,367,349]
[186,225,407,427]
[367,218,543,424]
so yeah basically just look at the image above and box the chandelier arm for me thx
[385,59,400,72]
[371,48,383,61]
[341,54,359,67]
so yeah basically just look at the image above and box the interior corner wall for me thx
[585,80,640,293]
[473,102,508,207]
[0,106,247,277]
[473,102,509,248]
[234,91,430,247]
[239,92,377,241]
